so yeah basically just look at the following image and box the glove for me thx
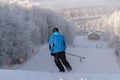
[51,53,54,56]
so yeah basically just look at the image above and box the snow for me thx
[1,70,120,80]
[0,0,120,79]
[73,36,108,48]
[1,36,120,80]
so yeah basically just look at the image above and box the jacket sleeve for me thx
[49,36,54,53]
[49,36,52,50]
[63,36,67,49]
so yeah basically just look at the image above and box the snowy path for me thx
[0,70,120,80]
[21,36,120,73]
[67,48,120,73]
[20,46,120,73]
[1,70,120,80]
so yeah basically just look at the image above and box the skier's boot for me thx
[59,69,65,72]
[66,66,72,72]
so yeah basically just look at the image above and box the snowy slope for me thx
[1,70,120,80]
[21,47,120,73]
[20,36,120,73]
[73,36,108,49]
[1,36,120,80]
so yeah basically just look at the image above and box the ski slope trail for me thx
[20,36,120,74]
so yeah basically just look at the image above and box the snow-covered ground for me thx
[1,70,120,80]
[1,36,120,80]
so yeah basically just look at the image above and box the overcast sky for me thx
[30,0,120,8]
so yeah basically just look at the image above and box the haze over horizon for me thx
[30,0,120,8]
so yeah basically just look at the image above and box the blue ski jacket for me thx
[49,32,66,54]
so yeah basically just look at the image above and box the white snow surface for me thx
[1,36,120,80]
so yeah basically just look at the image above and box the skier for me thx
[49,27,72,72]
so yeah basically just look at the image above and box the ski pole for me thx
[66,53,85,59]
[66,53,85,62]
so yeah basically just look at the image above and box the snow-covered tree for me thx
[0,0,76,67]
[108,11,120,40]
[108,11,120,48]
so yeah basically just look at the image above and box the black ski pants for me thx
[53,52,72,72]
